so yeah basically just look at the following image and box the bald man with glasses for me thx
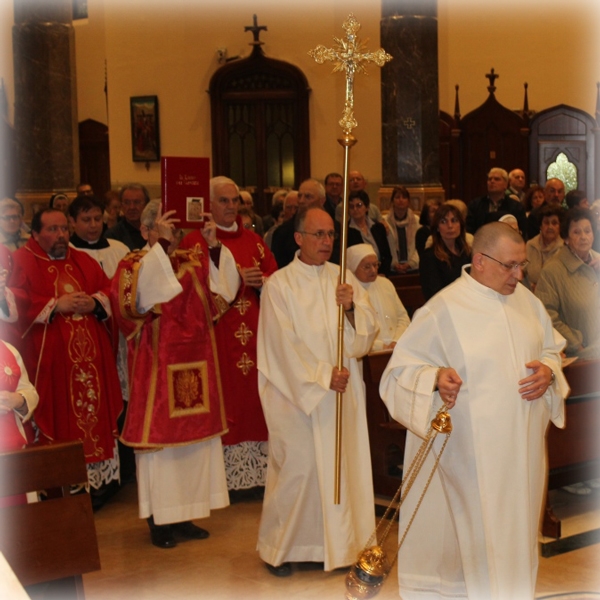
[380,221,569,600]
[257,206,377,577]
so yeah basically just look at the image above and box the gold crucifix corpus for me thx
[309,15,392,505]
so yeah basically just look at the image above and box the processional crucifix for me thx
[309,15,392,504]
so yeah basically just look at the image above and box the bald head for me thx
[297,179,325,208]
[544,178,565,206]
[470,222,527,295]
[472,221,524,256]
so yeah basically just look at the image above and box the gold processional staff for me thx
[310,18,453,599]
[308,14,392,505]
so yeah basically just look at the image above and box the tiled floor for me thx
[82,483,600,600]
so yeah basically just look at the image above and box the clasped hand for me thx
[55,291,95,314]
[518,361,553,401]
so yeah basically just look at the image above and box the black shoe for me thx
[149,525,177,549]
[171,521,210,540]
[265,562,292,577]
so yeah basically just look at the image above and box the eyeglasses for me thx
[299,230,338,240]
[481,253,529,272]
[349,202,364,209]
[0,215,20,222]
[358,261,380,271]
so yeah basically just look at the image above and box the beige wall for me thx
[438,0,600,120]
[2,0,600,194]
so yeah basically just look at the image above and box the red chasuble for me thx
[111,246,228,448]
[0,340,26,451]
[9,239,123,463]
[180,216,277,445]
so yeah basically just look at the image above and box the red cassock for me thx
[180,216,278,445]
[9,239,123,463]
[111,246,229,448]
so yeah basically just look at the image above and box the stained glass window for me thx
[546,153,577,194]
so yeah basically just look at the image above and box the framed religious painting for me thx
[130,95,161,162]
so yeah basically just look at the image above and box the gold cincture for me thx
[345,408,453,600]
[309,14,392,506]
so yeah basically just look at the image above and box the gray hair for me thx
[210,176,239,201]
[140,199,161,229]
[119,183,150,204]
[488,167,508,183]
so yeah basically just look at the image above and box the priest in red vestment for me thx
[111,201,240,548]
[180,176,277,497]
[9,209,123,490]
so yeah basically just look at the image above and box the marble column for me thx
[13,0,78,209]
[380,0,443,211]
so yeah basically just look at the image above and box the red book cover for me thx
[161,156,210,228]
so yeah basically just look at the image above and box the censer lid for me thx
[356,546,389,577]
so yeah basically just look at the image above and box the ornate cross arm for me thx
[308,14,392,135]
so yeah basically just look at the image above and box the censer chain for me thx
[365,407,452,559]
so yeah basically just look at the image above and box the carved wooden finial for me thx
[454,84,461,121]
[523,82,529,114]
[485,68,499,94]
[244,14,267,46]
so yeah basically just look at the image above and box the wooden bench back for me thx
[0,441,100,587]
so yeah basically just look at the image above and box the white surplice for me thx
[256,254,378,571]
[379,267,568,600]
[135,242,239,525]
[70,238,130,278]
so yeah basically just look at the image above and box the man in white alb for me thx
[379,221,569,600]
[256,206,378,576]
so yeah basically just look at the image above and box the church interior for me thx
[1,0,600,598]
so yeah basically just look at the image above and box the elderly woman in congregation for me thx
[347,243,410,352]
[535,207,600,360]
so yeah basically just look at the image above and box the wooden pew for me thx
[0,441,101,598]
[543,359,600,538]
[388,273,425,318]
[363,351,406,498]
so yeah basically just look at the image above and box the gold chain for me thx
[364,405,452,555]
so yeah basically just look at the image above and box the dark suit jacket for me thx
[271,218,362,268]
[466,193,527,238]
[105,219,145,251]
